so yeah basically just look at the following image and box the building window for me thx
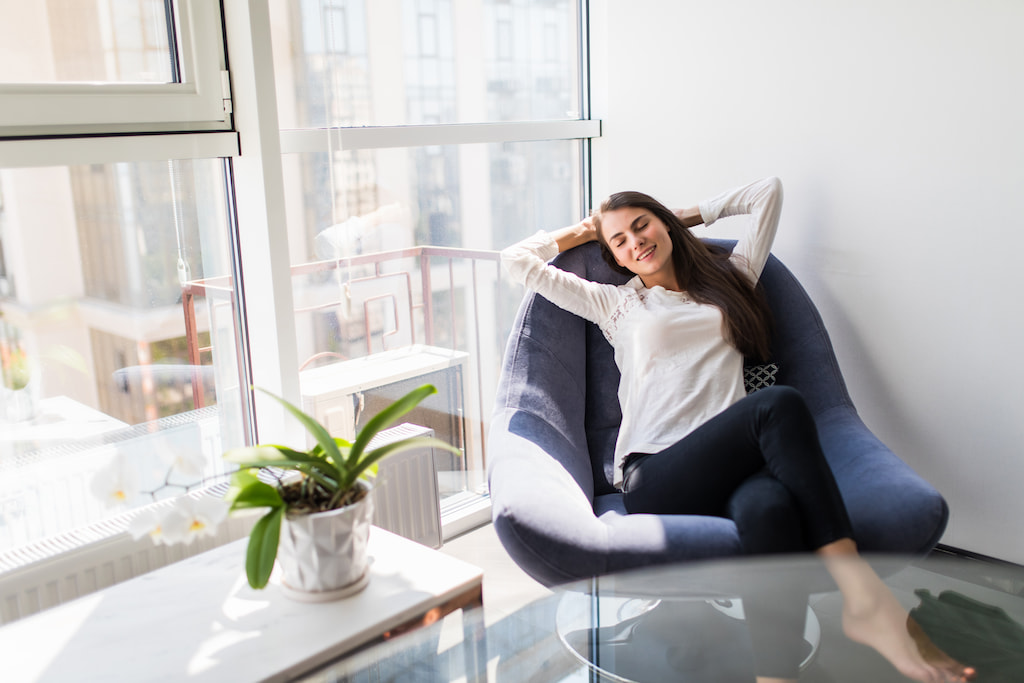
[499,19,515,61]
[323,3,351,55]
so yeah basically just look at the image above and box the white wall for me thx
[591,0,1024,562]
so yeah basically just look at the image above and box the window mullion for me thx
[222,0,302,448]
[579,0,594,217]
[0,133,239,169]
[279,120,601,155]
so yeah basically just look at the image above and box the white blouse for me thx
[501,177,784,487]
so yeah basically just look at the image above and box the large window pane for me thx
[281,140,580,504]
[0,159,247,552]
[0,0,175,84]
[0,1,228,136]
[272,0,581,128]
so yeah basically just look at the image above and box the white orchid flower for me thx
[150,439,206,480]
[160,495,229,545]
[128,509,167,544]
[90,457,139,507]
[169,449,207,479]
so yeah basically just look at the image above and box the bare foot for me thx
[818,542,973,682]
[907,617,976,682]
[841,587,973,682]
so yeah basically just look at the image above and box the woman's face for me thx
[599,206,678,289]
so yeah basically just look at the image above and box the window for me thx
[270,0,592,527]
[279,140,580,506]
[277,0,583,128]
[0,157,247,552]
[0,0,175,85]
[0,0,230,136]
[0,0,597,601]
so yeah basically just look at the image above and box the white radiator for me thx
[299,345,469,498]
[369,423,443,549]
[0,488,254,626]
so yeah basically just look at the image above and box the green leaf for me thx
[346,385,437,472]
[292,463,339,491]
[226,469,261,503]
[330,438,353,466]
[246,506,284,590]
[311,441,350,467]
[263,445,341,482]
[224,444,336,467]
[223,445,287,464]
[228,480,284,512]
[225,444,342,489]
[256,388,344,465]
[339,435,459,492]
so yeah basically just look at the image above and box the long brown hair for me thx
[594,191,773,361]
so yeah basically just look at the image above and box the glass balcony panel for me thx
[0,159,247,553]
[271,0,581,129]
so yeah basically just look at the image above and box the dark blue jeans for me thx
[621,385,853,553]
[621,385,853,679]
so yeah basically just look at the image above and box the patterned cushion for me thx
[744,363,779,394]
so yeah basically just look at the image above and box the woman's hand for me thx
[674,206,704,229]
[553,215,599,253]
[580,214,600,240]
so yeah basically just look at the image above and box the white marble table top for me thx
[1,527,483,682]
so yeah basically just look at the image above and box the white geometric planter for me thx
[277,481,374,600]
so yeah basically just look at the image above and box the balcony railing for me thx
[181,245,505,469]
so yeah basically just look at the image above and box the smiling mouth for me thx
[636,246,656,262]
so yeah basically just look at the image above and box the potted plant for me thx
[223,383,459,599]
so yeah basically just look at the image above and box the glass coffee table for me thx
[299,552,1024,682]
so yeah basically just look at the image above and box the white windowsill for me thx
[0,527,484,682]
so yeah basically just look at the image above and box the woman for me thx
[501,177,971,683]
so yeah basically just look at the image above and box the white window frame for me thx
[0,0,600,616]
[0,0,231,138]
[0,0,600,475]
[279,120,601,154]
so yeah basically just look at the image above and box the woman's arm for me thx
[674,206,705,229]
[501,220,621,325]
[552,215,598,252]
[699,177,783,283]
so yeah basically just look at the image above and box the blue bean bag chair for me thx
[488,240,948,587]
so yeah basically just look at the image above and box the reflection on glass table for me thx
[298,553,1024,683]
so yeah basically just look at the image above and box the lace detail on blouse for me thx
[601,290,646,342]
